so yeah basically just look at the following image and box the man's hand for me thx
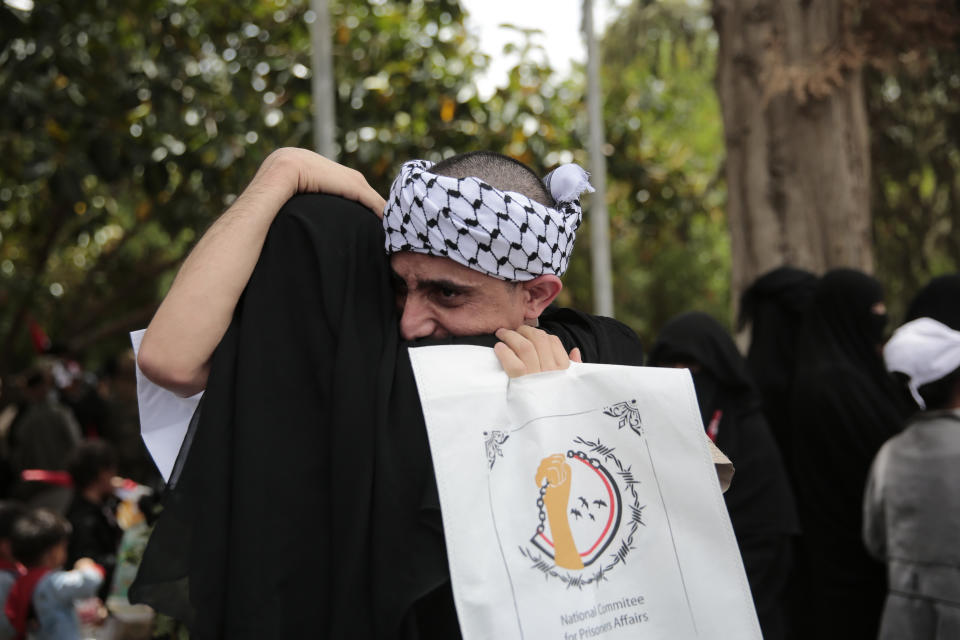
[256,148,386,217]
[494,326,582,378]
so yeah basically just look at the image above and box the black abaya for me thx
[738,266,818,465]
[648,312,799,640]
[906,273,960,328]
[130,194,646,639]
[788,269,908,640]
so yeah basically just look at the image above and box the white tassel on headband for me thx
[884,317,960,409]
[382,159,594,281]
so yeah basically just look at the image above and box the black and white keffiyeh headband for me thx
[382,159,594,281]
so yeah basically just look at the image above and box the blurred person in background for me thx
[6,508,104,639]
[7,365,81,475]
[102,351,161,488]
[738,266,819,471]
[788,268,909,640]
[65,441,122,601]
[54,351,109,443]
[0,501,26,640]
[648,311,798,640]
[864,273,960,640]
[0,380,20,500]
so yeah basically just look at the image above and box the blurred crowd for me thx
[0,351,162,639]
[651,268,960,640]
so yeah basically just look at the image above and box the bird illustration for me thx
[578,496,590,509]
[570,508,582,519]
[588,513,596,521]
[593,499,607,508]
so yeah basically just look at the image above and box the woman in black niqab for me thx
[905,273,960,327]
[738,266,818,463]
[788,268,908,640]
[649,312,798,640]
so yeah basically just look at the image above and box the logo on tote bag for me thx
[486,399,647,588]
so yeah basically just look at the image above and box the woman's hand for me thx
[256,147,386,217]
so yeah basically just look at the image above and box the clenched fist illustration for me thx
[536,454,583,570]
[536,454,572,513]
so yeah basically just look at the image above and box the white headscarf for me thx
[382,159,594,281]
[884,317,960,409]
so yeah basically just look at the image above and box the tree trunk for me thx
[713,0,873,304]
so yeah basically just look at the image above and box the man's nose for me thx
[399,298,437,340]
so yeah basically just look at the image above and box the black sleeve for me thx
[538,306,645,366]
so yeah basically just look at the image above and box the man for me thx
[138,148,612,394]
[864,274,960,640]
[131,148,646,638]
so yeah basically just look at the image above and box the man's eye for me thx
[432,287,462,306]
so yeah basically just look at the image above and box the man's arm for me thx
[137,148,385,396]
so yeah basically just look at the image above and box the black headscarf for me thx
[902,273,960,409]
[906,273,960,329]
[738,267,818,459]
[130,194,646,639]
[788,268,908,639]
[648,312,798,640]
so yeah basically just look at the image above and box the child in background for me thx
[65,441,122,601]
[5,509,102,639]
[0,502,26,640]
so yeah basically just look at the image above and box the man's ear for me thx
[521,275,563,321]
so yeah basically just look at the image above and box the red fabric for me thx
[5,567,50,638]
[27,318,50,354]
[706,409,723,442]
[19,470,73,487]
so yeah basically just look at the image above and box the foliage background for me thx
[0,0,955,372]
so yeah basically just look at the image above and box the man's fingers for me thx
[517,326,572,371]
[496,328,541,375]
[516,326,555,369]
[494,341,528,378]
[496,327,579,377]
[570,347,583,363]
[549,335,570,370]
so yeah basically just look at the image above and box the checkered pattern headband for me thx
[383,160,594,281]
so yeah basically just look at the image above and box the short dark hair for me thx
[0,502,26,541]
[67,440,117,491]
[430,151,555,207]
[10,509,71,567]
[917,366,960,411]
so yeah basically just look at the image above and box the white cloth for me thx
[883,318,960,409]
[129,330,202,482]
[382,160,593,281]
[409,345,760,640]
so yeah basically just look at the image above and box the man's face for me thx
[390,252,528,340]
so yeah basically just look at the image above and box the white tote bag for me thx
[409,345,760,640]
